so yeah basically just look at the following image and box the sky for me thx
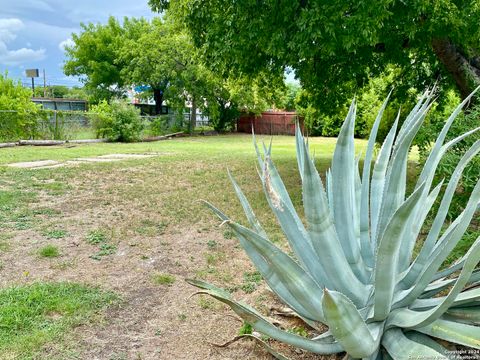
[0,0,154,87]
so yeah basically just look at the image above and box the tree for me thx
[150,0,480,111]
[63,17,137,102]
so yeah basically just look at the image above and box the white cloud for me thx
[58,38,74,51]
[0,17,46,66]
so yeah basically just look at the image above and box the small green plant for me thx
[85,229,108,245]
[288,326,309,338]
[190,88,480,358]
[44,229,67,239]
[151,273,176,286]
[177,313,187,321]
[240,271,262,293]
[206,240,217,249]
[238,322,253,336]
[223,229,234,239]
[90,243,117,260]
[39,245,60,258]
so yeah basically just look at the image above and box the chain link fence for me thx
[0,109,201,142]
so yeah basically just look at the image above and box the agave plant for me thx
[189,88,480,359]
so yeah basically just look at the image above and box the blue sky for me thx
[0,0,154,87]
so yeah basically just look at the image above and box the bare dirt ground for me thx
[0,151,338,360]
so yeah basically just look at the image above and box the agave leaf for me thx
[229,221,328,322]
[227,169,268,239]
[444,307,480,325]
[360,94,391,268]
[323,289,378,358]
[186,280,344,354]
[382,328,446,359]
[431,259,465,282]
[376,100,433,244]
[252,130,265,170]
[387,236,480,329]
[416,85,480,189]
[354,155,364,262]
[295,122,305,180]
[331,101,367,280]
[411,285,480,311]
[421,270,480,299]
[300,132,367,305]
[203,201,326,321]
[262,155,332,288]
[370,113,399,248]
[373,182,426,320]
[242,334,291,360]
[397,180,444,273]
[404,331,450,356]
[395,89,433,144]
[404,139,480,286]
[394,178,480,308]
[326,168,334,215]
[416,317,480,349]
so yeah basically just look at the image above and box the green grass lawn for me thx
[0,283,117,359]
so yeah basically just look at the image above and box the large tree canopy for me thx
[150,0,480,111]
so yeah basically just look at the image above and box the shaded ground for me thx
[0,134,364,359]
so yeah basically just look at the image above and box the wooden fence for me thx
[237,112,303,135]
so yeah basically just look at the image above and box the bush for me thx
[90,100,143,142]
[0,73,39,141]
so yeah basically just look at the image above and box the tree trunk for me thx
[431,38,480,99]
[153,88,164,115]
[189,98,197,134]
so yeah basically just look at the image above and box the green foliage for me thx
[85,229,108,245]
[90,100,143,142]
[90,243,117,260]
[0,282,116,357]
[238,322,253,336]
[155,0,480,116]
[38,245,60,258]
[0,73,39,141]
[151,273,176,286]
[417,93,480,220]
[44,229,67,239]
[191,90,480,358]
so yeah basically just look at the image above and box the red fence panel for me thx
[237,112,303,135]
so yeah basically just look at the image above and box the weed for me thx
[0,241,10,252]
[197,295,215,309]
[240,282,257,294]
[238,322,253,335]
[44,229,67,239]
[223,229,234,239]
[206,240,217,249]
[33,208,61,217]
[90,243,117,260]
[151,273,176,286]
[135,220,168,237]
[205,252,225,266]
[241,271,262,293]
[178,313,187,321]
[85,229,108,245]
[243,271,262,284]
[288,326,309,337]
[39,245,60,258]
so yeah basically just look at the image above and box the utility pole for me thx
[43,69,46,97]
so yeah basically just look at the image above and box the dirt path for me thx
[6,153,160,169]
